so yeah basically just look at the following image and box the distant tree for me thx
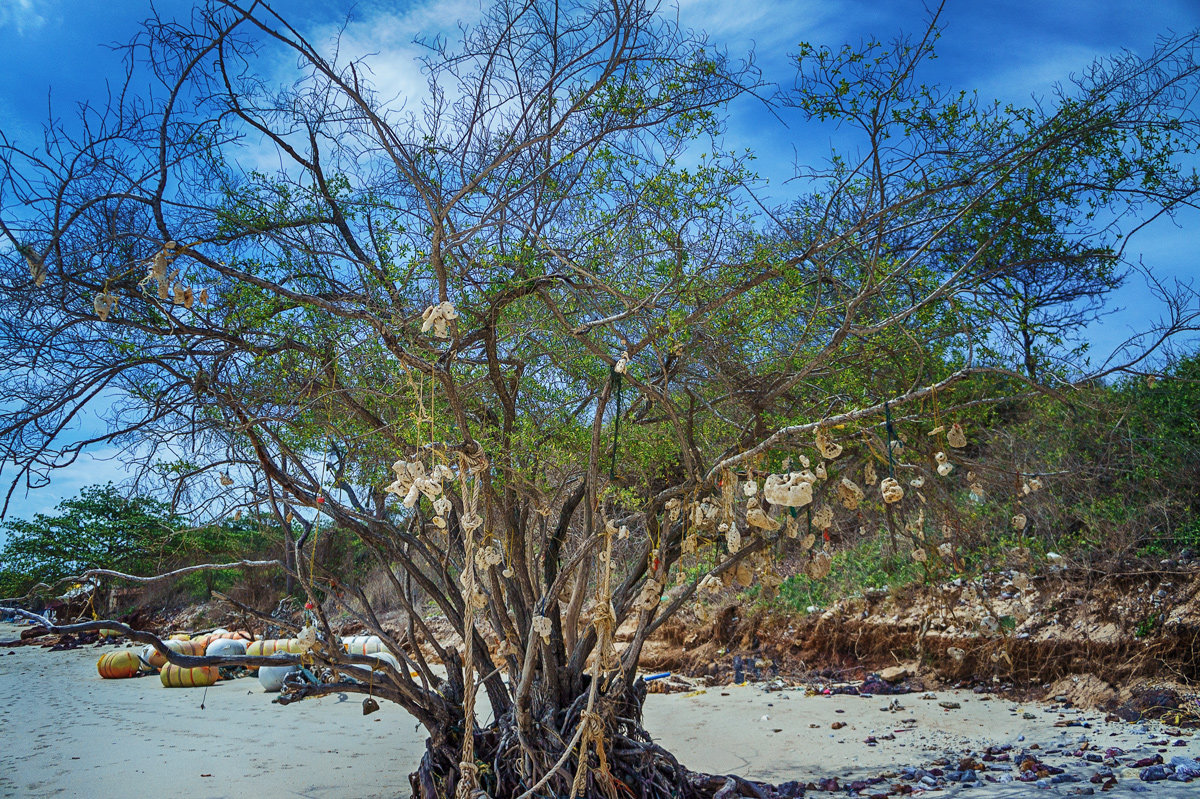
[0,484,182,596]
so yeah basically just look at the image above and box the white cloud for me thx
[303,0,484,114]
[0,0,48,36]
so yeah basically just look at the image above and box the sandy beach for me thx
[2,623,1196,797]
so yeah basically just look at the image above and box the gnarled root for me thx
[407,685,805,799]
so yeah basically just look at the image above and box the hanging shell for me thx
[762,473,813,508]
[219,472,234,486]
[864,461,877,487]
[1012,513,1027,531]
[724,523,742,553]
[742,479,758,497]
[937,542,954,559]
[815,462,827,480]
[633,579,663,611]
[815,427,843,460]
[26,253,47,286]
[910,475,925,488]
[911,548,927,563]
[812,505,834,530]
[92,292,118,321]
[947,423,967,448]
[420,301,459,338]
[836,478,863,510]
[745,498,781,532]
[880,477,904,504]
[805,551,832,580]
[799,533,816,551]
[531,615,552,644]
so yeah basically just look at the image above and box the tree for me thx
[0,484,182,597]
[2,2,1199,797]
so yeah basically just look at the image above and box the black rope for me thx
[883,400,898,478]
[610,369,622,479]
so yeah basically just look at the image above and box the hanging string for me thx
[609,369,622,480]
[883,400,898,479]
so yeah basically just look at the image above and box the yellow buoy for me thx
[97,650,141,679]
[246,639,304,657]
[160,664,219,688]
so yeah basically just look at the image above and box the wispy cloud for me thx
[0,0,49,36]
[304,0,484,113]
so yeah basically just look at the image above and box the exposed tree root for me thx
[406,679,805,799]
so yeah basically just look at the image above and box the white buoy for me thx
[205,638,247,658]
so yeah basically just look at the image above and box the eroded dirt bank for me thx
[635,563,1200,721]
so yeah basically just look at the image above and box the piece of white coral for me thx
[92,292,118,321]
[763,472,814,508]
[614,350,630,375]
[836,478,863,510]
[815,427,842,460]
[531,615,552,644]
[26,252,46,287]
[420,301,459,339]
[880,477,904,504]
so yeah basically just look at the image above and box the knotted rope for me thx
[456,453,487,799]
[570,519,618,798]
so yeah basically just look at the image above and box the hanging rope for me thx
[456,463,485,799]
[883,401,898,479]
[609,369,622,480]
[571,521,618,798]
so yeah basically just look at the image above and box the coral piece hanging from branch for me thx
[815,427,842,460]
[614,350,630,375]
[947,422,967,448]
[92,292,118,321]
[420,301,459,338]
[26,251,46,286]
[763,472,814,507]
[836,477,863,510]
[806,551,832,580]
[880,477,904,504]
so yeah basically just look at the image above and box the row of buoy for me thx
[97,633,398,692]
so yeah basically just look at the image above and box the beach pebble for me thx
[1139,764,1169,781]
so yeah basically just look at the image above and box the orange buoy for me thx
[160,663,219,688]
[97,650,141,679]
[144,638,207,669]
[210,630,253,642]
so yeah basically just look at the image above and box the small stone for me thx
[1139,765,1169,782]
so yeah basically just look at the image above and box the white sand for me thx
[2,624,1196,797]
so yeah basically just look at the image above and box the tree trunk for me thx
[407,676,803,799]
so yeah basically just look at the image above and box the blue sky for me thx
[1,0,1198,523]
